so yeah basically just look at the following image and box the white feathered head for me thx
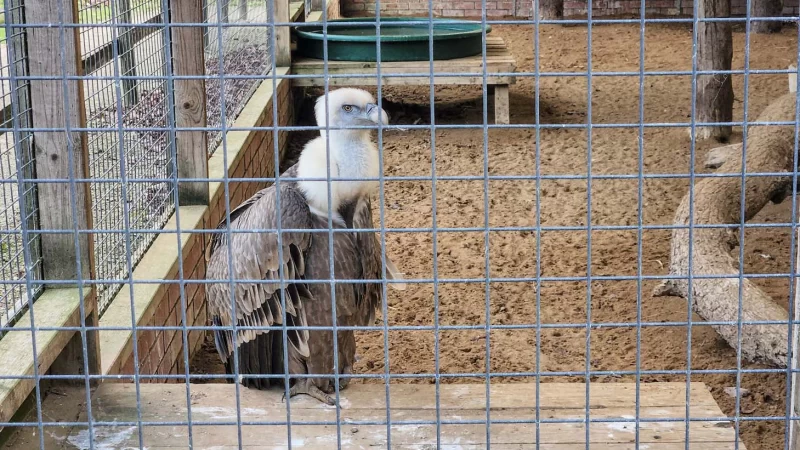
[314,88,389,130]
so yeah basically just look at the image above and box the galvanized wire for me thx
[203,0,272,154]
[0,0,42,330]
[80,0,174,312]
[0,3,797,450]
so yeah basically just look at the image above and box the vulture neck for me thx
[297,128,379,224]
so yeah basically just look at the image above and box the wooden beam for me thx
[238,0,247,20]
[118,0,139,106]
[0,289,91,427]
[494,84,510,124]
[25,0,101,383]
[170,0,209,205]
[55,383,745,448]
[27,0,93,284]
[275,0,291,66]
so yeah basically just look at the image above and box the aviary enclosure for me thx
[0,0,797,447]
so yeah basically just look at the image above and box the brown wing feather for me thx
[206,180,314,369]
[351,196,384,326]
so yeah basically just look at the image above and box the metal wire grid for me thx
[0,0,42,329]
[203,0,272,154]
[0,0,798,449]
[80,0,175,312]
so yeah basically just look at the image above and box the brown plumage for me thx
[205,88,403,404]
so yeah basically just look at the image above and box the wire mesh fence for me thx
[0,0,42,329]
[79,0,272,311]
[203,0,272,154]
[0,0,799,448]
[80,0,174,310]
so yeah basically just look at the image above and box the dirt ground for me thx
[191,22,798,449]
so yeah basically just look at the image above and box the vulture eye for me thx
[342,105,353,112]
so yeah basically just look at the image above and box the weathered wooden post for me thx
[238,0,247,20]
[275,0,290,66]
[170,0,209,205]
[696,0,734,141]
[118,0,139,106]
[25,0,100,381]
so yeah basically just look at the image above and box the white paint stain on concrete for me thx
[186,406,267,419]
[67,425,141,450]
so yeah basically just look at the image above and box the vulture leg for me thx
[338,365,352,390]
[286,379,336,405]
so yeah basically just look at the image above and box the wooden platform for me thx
[3,382,746,449]
[291,36,517,124]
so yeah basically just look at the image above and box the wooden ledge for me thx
[290,1,304,22]
[4,382,745,448]
[0,288,91,424]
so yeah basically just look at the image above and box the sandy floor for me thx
[191,22,798,450]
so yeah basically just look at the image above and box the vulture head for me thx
[314,87,389,131]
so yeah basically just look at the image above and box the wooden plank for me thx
[238,0,248,20]
[275,0,291,66]
[290,36,517,90]
[495,84,510,124]
[118,0,139,107]
[0,289,89,426]
[291,62,518,73]
[291,54,516,69]
[26,0,93,285]
[290,1,304,21]
[60,383,744,448]
[25,0,101,384]
[170,0,209,205]
[291,75,516,87]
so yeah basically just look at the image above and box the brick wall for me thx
[116,80,294,381]
[343,0,799,18]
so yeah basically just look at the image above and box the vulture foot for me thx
[285,380,337,406]
[338,365,353,390]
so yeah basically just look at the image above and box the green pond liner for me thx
[293,18,492,62]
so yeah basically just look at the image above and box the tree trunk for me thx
[695,0,734,142]
[538,0,563,20]
[654,93,797,368]
[752,0,783,33]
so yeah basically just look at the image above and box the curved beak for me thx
[365,103,389,126]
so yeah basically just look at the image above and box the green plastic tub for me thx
[293,18,492,62]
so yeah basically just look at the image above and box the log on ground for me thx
[655,93,797,368]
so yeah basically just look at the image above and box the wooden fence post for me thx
[170,0,209,205]
[118,0,139,106]
[275,0,290,66]
[25,0,100,380]
[238,0,247,20]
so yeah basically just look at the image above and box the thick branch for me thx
[656,93,796,368]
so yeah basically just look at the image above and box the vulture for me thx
[205,88,405,405]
